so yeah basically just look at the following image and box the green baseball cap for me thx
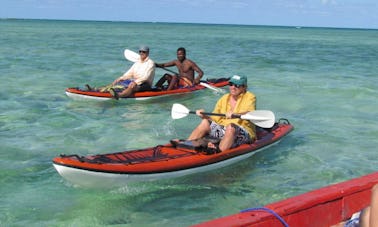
[229,75,247,86]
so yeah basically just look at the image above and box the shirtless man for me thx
[154,47,204,90]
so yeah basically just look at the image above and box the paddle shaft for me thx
[172,103,275,128]
[161,67,179,75]
[190,111,241,118]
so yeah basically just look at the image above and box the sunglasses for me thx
[229,82,243,88]
[139,50,147,54]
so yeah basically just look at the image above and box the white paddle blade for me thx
[241,110,275,128]
[171,103,190,119]
[124,49,140,63]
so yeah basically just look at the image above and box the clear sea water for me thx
[1,19,377,226]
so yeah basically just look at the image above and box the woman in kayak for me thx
[187,74,256,152]
[154,47,204,90]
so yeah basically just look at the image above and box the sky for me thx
[0,0,377,29]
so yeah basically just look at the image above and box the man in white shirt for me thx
[109,45,155,99]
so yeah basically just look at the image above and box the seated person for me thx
[86,45,155,99]
[155,47,203,90]
[186,75,256,152]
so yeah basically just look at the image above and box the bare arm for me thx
[370,184,378,227]
[195,109,211,119]
[191,61,204,84]
[114,64,135,84]
[156,60,177,68]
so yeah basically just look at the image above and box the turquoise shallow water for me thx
[1,19,378,226]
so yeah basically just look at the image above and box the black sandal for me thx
[85,84,93,91]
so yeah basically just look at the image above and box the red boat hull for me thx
[194,171,378,227]
[65,79,229,100]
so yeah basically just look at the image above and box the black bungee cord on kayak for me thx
[240,207,290,227]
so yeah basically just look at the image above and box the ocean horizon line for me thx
[1,17,377,31]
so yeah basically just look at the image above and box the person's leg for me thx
[188,119,211,140]
[369,183,378,227]
[178,77,193,88]
[85,84,94,91]
[118,86,137,98]
[167,75,178,90]
[136,83,152,92]
[218,124,236,151]
[217,124,252,152]
[360,207,370,227]
[155,74,172,88]
[109,85,136,99]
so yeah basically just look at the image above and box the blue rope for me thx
[240,207,290,227]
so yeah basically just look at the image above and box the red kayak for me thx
[65,78,229,101]
[53,119,293,188]
[194,171,378,227]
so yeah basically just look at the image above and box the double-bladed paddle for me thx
[171,103,275,128]
[123,49,225,93]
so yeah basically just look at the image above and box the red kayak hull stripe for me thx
[65,80,229,98]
